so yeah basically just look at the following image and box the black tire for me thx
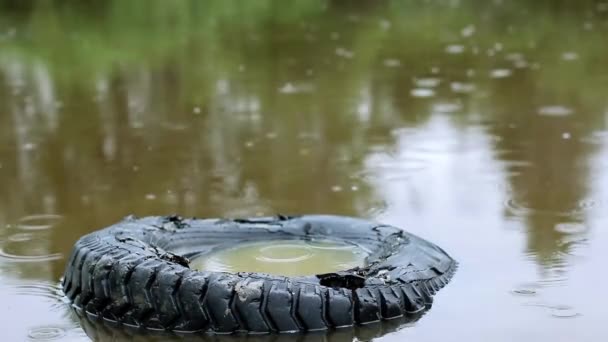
[62,215,457,334]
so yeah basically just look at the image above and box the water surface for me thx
[1,1,608,341]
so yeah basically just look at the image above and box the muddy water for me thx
[1,1,608,341]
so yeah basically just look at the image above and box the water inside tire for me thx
[190,239,368,276]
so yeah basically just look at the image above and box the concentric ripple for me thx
[17,214,63,231]
[0,248,63,262]
[1,282,65,311]
[27,326,66,341]
[191,239,367,276]
[504,197,598,218]
[256,244,314,263]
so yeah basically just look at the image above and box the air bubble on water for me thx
[562,132,571,139]
[383,59,401,67]
[145,194,157,200]
[445,44,465,54]
[562,52,579,61]
[193,106,201,114]
[538,106,573,117]
[331,185,343,192]
[410,88,435,98]
[490,69,512,78]
[351,185,359,191]
[266,132,277,139]
[431,67,440,74]
[244,141,255,148]
[461,24,475,37]
[494,43,503,52]
[335,47,354,59]
[330,32,340,40]
[466,69,475,77]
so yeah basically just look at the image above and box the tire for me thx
[62,214,457,334]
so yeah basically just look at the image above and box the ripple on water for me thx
[410,88,435,98]
[490,68,512,78]
[17,214,63,230]
[432,101,463,114]
[537,105,573,117]
[511,282,540,296]
[0,248,63,262]
[2,282,65,311]
[580,130,608,144]
[8,232,34,242]
[413,77,441,88]
[27,326,66,341]
[450,82,476,93]
[445,44,465,54]
[360,157,430,182]
[523,303,581,319]
[554,222,588,235]
[504,197,598,219]
[549,305,581,318]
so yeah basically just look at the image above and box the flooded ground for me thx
[1,0,608,341]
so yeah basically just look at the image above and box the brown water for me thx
[1,1,608,341]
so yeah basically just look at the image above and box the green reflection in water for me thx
[191,239,368,276]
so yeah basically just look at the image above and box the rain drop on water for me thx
[538,106,573,117]
[445,44,465,54]
[432,102,463,114]
[562,52,579,61]
[414,77,441,88]
[27,326,66,341]
[490,69,512,78]
[410,88,435,98]
[461,24,475,37]
[451,82,476,93]
[383,59,401,67]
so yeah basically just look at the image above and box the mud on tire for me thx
[62,215,457,334]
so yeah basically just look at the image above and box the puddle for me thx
[191,239,367,276]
